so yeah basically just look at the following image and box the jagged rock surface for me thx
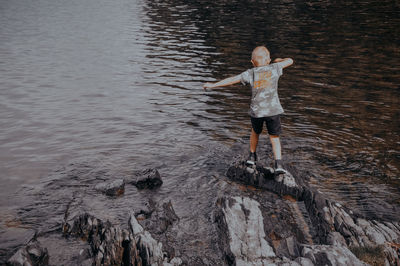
[7,241,49,266]
[127,168,163,190]
[215,195,369,266]
[63,212,140,266]
[94,178,125,196]
[61,201,182,265]
[225,160,400,265]
[300,245,367,266]
[215,196,276,265]
[129,213,182,266]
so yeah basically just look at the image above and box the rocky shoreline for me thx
[5,159,400,265]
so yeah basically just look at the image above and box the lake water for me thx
[0,0,399,261]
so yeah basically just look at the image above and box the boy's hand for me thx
[203,82,215,91]
[273,58,294,68]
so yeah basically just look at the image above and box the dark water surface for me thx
[1,0,399,261]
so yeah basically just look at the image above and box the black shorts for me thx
[251,115,282,135]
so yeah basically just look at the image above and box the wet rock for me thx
[128,168,163,189]
[129,213,164,265]
[225,158,400,265]
[226,161,304,200]
[138,200,179,235]
[62,204,182,266]
[7,241,49,266]
[94,178,125,196]
[129,213,182,266]
[214,195,370,266]
[63,213,140,266]
[36,234,92,266]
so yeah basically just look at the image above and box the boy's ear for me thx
[251,59,256,66]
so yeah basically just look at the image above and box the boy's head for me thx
[251,46,271,67]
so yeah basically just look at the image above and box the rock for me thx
[133,199,180,261]
[129,212,164,265]
[164,257,183,266]
[226,161,304,200]
[357,218,386,245]
[63,213,141,266]
[129,213,182,266]
[139,200,179,235]
[225,158,400,265]
[215,196,277,265]
[128,168,163,189]
[294,257,314,266]
[277,171,297,188]
[327,232,347,247]
[301,244,368,266]
[7,241,49,266]
[94,178,125,196]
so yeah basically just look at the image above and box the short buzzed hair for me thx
[251,46,270,66]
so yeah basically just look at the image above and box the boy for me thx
[203,46,293,174]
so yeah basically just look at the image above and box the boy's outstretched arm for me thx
[203,74,241,91]
[274,58,294,68]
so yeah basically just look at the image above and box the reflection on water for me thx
[0,0,399,261]
[142,0,400,210]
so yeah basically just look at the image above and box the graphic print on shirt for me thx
[254,71,272,90]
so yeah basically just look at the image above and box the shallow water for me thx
[0,0,399,262]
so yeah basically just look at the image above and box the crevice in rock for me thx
[225,159,400,265]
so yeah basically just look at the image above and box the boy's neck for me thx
[255,62,270,67]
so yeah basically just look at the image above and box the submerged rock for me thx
[7,241,49,266]
[128,168,163,190]
[94,178,125,196]
[6,157,400,265]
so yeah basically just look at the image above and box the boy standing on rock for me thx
[203,46,293,174]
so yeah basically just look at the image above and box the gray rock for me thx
[225,157,400,265]
[226,161,304,200]
[327,232,347,247]
[357,218,386,245]
[129,213,182,266]
[279,171,297,188]
[128,168,163,189]
[215,196,276,265]
[129,212,164,265]
[294,257,314,266]
[138,200,179,235]
[7,241,49,266]
[301,244,368,266]
[94,178,125,196]
[63,213,141,266]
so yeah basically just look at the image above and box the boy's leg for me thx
[247,117,263,165]
[270,135,281,160]
[250,128,260,153]
[266,115,285,174]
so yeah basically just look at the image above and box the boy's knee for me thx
[270,135,280,139]
[251,128,261,135]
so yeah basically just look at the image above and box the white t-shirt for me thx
[240,63,284,118]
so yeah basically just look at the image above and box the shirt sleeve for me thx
[274,63,283,76]
[240,69,251,85]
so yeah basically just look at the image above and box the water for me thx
[0,0,399,262]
